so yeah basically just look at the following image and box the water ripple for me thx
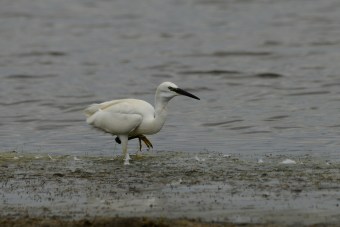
[201,120,243,127]
[4,74,59,79]
[264,115,290,121]
[253,73,284,79]
[0,99,43,106]
[287,91,330,96]
[184,51,273,58]
[179,70,241,75]
[15,51,67,57]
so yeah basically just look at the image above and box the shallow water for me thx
[1,0,340,159]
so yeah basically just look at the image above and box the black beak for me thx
[169,87,200,100]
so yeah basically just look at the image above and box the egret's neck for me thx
[152,93,173,133]
[155,95,171,119]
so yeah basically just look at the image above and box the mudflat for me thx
[1,151,340,226]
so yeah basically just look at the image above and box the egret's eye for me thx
[168,86,175,91]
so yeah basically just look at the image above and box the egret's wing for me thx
[86,100,143,135]
[84,100,123,117]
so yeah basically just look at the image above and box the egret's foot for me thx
[115,135,153,151]
[124,159,130,165]
[139,135,153,150]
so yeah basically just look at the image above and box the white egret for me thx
[84,82,200,165]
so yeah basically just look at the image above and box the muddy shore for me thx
[1,151,340,226]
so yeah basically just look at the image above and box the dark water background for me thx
[1,0,340,160]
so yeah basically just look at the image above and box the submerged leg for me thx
[118,135,130,165]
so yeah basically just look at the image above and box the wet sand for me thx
[1,151,340,226]
[0,217,310,227]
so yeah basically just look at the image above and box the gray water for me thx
[1,0,340,160]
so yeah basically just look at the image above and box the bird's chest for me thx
[132,114,166,136]
[132,121,159,135]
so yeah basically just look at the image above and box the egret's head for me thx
[157,82,200,100]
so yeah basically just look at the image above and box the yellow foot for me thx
[139,135,153,150]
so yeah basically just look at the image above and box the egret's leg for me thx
[138,138,142,152]
[134,138,142,157]
[115,135,153,151]
[113,141,117,160]
[119,135,130,165]
[140,135,153,150]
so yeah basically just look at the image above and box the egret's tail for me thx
[84,104,100,117]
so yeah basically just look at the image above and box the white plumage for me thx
[84,82,200,165]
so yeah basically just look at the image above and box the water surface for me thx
[0,0,340,160]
